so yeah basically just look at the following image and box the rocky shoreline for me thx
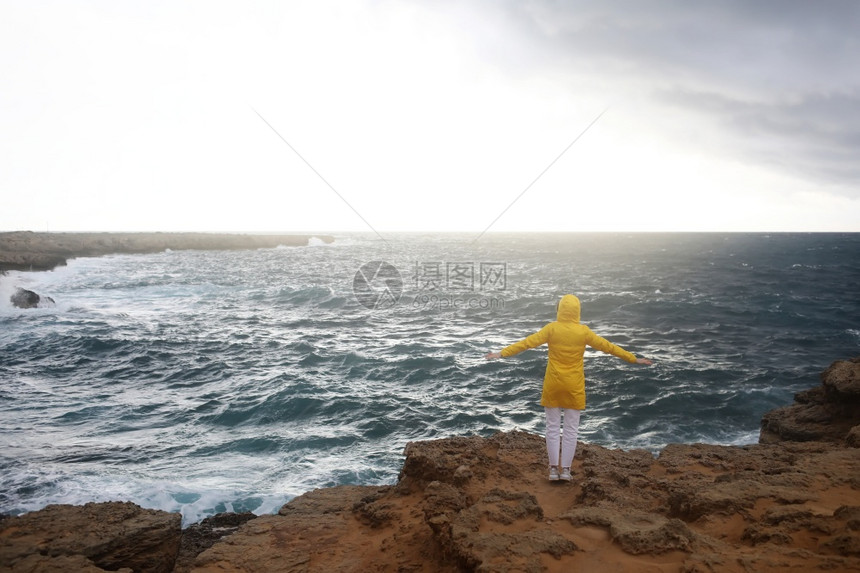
[2,357,859,572]
[0,231,334,273]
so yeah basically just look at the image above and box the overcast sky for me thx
[2,0,858,233]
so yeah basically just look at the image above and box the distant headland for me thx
[0,231,334,272]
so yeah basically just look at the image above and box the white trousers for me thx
[545,407,581,468]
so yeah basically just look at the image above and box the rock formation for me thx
[9,287,55,309]
[172,512,258,573]
[2,357,859,572]
[184,432,859,573]
[0,231,334,272]
[760,356,860,445]
[0,502,181,573]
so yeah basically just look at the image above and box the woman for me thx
[485,294,652,482]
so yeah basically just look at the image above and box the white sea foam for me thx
[2,470,292,526]
[309,235,367,247]
[273,235,366,249]
[723,429,762,446]
[0,273,17,310]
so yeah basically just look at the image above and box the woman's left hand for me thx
[636,358,653,365]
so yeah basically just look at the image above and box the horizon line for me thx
[2,229,858,235]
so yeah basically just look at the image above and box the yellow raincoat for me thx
[501,294,637,410]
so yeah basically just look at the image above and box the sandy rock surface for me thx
[186,431,860,573]
[0,501,180,573]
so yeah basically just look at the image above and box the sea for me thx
[1,232,858,525]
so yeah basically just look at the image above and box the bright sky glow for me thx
[2,0,859,233]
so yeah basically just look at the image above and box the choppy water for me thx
[1,233,858,524]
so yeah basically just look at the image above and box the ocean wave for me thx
[2,233,859,524]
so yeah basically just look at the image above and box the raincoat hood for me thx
[556,294,581,323]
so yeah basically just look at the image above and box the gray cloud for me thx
[660,88,860,187]
[458,0,860,192]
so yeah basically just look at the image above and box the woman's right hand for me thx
[484,352,502,360]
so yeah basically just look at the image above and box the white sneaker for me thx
[548,467,560,481]
[559,467,572,481]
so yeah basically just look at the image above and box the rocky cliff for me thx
[2,357,859,573]
[760,357,860,446]
[0,231,334,272]
[0,502,180,572]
